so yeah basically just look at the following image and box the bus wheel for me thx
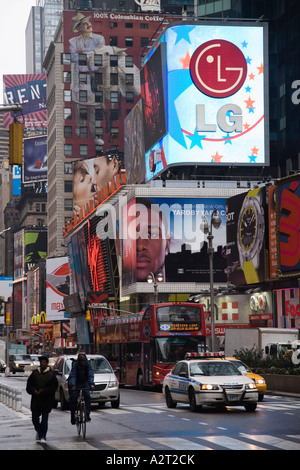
[137,372,144,390]
[165,387,177,408]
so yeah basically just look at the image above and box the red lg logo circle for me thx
[190,39,247,98]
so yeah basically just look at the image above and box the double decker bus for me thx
[96,302,206,388]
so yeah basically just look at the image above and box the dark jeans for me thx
[69,388,91,416]
[32,409,49,440]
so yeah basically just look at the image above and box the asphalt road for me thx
[1,373,300,453]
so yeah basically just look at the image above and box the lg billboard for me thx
[142,22,269,180]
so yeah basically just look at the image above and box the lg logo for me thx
[190,39,247,98]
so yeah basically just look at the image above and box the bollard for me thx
[15,389,22,412]
[0,384,3,402]
[8,387,12,408]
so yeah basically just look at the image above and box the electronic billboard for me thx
[142,22,269,179]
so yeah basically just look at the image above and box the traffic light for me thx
[86,309,91,321]
[9,121,23,166]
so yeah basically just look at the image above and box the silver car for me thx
[53,354,120,410]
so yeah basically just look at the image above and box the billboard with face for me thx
[73,155,121,215]
[143,22,269,179]
[122,196,227,287]
[46,257,70,321]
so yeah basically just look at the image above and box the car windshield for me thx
[230,360,251,373]
[89,357,113,373]
[15,355,31,361]
[190,361,242,376]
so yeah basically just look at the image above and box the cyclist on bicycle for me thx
[68,353,95,425]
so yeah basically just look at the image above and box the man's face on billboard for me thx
[131,205,170,281]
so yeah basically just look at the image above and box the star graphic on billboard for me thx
[186,129,206,149]
[174,25,195,44]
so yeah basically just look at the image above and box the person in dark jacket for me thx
[68,353,95,424]
[26,355,58,443]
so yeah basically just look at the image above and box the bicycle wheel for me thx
[75,406,82,436]
[81,401,87,438]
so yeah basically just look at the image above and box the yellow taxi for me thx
[227,357,266,401]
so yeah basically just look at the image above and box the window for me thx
[110,127,119,140]
[64,126,72,138]
[110,73,118,85]
[94,54,102,66]
[110,36,118,46]
[64,180,73,192]
[79,73,87,84]
[36,203,40,212]
[126,92,134,103]
[78,53,87,65]
[64,162,73,174]
[64,108,72,120]
[79,90,87,102]
[61,53,71,65]
[110,91,119,103]
[125,56,134,68]
[125,73,134,86]
[125,37,133,47]
[79,107,88,120]
[64,199,73,211]
[110,55,118,67]
[140,23,148,29]
[64,90,71,102]
[80,145,88,156]
[63,71,71,83]
[110,109,119,121]
[95,72,103,85]
[141,37,149,48]
[125,23,133,28]
[64,144,72,157]
[95,91,103,103]
[78,127,88,138]
[95,109,103,121]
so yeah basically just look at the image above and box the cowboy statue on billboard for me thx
[69,13,140,145]
[134,0,161,11]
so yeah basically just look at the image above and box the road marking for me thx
[240,434,300,450]
[150,437,212,450]
[198,435,266,450]
[102,439,153,450]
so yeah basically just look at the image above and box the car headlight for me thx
[108,380,119,388]
[246,383,257,390]
[201,384,219,390]
[255,378,265,385]
[16,363,19,367]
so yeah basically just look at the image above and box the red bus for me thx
[95,302,206,388]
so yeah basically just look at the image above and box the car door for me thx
[169,362,189,403]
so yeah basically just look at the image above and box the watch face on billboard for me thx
[144,23,268,179]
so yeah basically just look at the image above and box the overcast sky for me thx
[0,0,36,101]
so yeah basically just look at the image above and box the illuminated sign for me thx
[143,22,269,179]
[277,177,300,274]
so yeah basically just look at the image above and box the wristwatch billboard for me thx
[237,187,265,284]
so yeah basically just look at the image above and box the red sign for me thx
[190,39,247,98]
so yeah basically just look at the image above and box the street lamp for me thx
[201,208,221,352]
[147,271,163,304]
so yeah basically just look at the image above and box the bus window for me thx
[155,337,205,363]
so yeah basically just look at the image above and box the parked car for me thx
[8,354,33,374]
[226,357,267,401]
[53,354,120,410]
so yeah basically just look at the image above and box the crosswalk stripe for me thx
[55,442,98,450]
[102,439,153,450]
[149,437,212,450]
[240,434,300,450]
[97,408,131,415]
[198,435,266,450]
[125,406,164,414]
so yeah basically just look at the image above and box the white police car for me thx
[163,353,258,412]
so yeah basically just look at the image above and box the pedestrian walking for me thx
[26,355,58,443]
